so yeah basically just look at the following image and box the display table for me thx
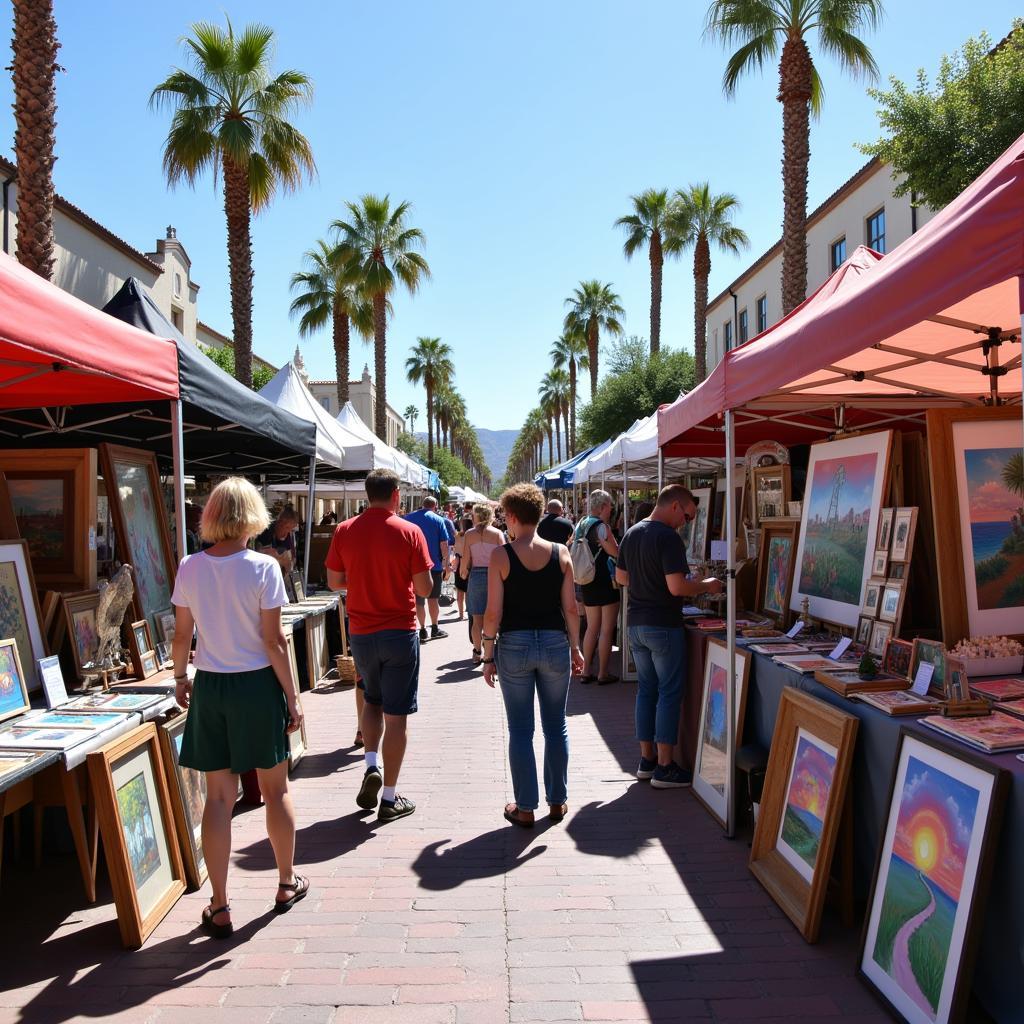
[744,650,1023,1023]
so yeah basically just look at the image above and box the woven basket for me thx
[336,601,357,682]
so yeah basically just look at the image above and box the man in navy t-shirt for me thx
[404,496,452,641]
[616,484,725,790]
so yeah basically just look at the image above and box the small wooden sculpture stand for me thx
[940,698,992,718]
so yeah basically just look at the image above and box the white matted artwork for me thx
[685,486,713,564]
[790,431,893,629]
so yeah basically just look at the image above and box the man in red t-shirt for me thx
[326,469,433,823]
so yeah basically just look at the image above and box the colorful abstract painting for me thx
[0,561,34,686]
[72,607,98,666]
[776,730,837,883]
[763,535,793,616]
[0,643,27,721]
[699,663,728,793]
[117,771,160,889]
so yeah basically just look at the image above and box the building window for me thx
[738,308,748,344]
[756,295,767,334]
[171,307,183,332]
[866,209,885,253]
[830,236,846,272]
[319,396,331,413]
[723,320,732,351]
[173,272,182,299]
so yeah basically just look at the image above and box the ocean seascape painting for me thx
[117,771,160,889]
[777,730,837,883]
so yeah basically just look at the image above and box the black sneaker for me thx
[430,626,449,640]
[419,627,430,642]
[356,766,382,809]
[636,757,658,781]
[650,762,693,789]
[377,794,416,823]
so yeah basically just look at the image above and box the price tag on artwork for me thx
[828,637,852,661]
[911,662,934,696]
[786,620,805,639]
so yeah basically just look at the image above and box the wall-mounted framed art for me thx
[926,408,1023,644]
[790,431,894,629]
[156,713,207,890]
[858,730,1008,1024]
[0,540,48,691]
[754,519,800,626]
[749,688,858,942]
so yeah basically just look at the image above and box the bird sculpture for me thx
[94,564,136,670]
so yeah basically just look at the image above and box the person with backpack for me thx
[572,489,620,684]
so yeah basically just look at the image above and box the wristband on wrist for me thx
[481,658,495,665]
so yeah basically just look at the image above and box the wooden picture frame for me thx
[156,713,207,890]
[869,620,893,658]
[98,445,176,643]
[154,609,176,646]
[692,638,750,828]
[86,723,185,948]
[890,506,918,563]
[878,580,905,625]
[862,580,882,618]
[856,615,874,646]
[871,549,889,578]
[685,485,714,564]
[754,519,800,626]
[283,572,297,604]
[749,688,858,942]
[882,639,914,679]
[790,430,894,629]
[304,611,329,690]
[61,590,100,682]
[858,729,1009,1024]
[0,539,48,692]
[287,695,308,771]
[911,638,951,697]
[0,637,30,724]
[0,448,98,591]
[926,408,1023,645]
[751,464,792,528]
[289,570,306,603]
[876,507,895,552]
[128,619,157,680]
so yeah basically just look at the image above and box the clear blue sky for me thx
[2,2,1018,432]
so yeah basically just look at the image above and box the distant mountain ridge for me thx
[416,428,518,483]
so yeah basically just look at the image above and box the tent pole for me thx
[170,399,187,561]
[623,461,630,531]
[303,455,317,591]
[657,449,664,492]
[724,409,737,839]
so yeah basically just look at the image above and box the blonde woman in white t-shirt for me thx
[172,477,307,939]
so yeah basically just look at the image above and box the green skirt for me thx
[179,665,288,774]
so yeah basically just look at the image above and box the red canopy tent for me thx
[0,251,179,405]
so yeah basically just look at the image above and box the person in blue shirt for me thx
[403,496,452,641]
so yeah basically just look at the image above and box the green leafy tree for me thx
[671,183,749,381]
[289,239,373,407]
[564,280,625,399]
[152,19,316,387]
[199,343,275,391]
[405,337,453,465]
[861,22,1024,209]
[395,431,473,494]
[614,189,683,356]
[332,195,430,439]
[551,328,589,456]
[705,0,883,314]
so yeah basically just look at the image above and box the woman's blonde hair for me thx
[200,477,271,544]
[472,503,494,526]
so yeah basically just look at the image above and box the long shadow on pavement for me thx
[412,825,549,890]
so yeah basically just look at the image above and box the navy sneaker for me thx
[431,626,449,640]
[356,766,382,809]
[650,762,693,789]
[419,627,430,642]
[636,757,658,780]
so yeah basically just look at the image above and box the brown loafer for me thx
[503,803,535,828]
[548,803,568,822]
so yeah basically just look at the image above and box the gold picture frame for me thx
[156,713,207,890]
[754,519,800,626]
[128,619,157,680]
[61,590,100,682]
[751,464,792,529]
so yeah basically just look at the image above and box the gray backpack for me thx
[570,517,599,585]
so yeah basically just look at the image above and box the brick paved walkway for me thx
[1,612,887,1024]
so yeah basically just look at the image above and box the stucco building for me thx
[308,365,406,447]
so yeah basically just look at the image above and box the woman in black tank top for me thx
[480,484,584,828]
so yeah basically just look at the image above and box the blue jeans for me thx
[629,625,686,745]
[496,630,570,811]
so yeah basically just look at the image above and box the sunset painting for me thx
[699,663,728,793]
[777,730,837,883]
[871,757,979,1020]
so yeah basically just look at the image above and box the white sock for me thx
[365,751,379,769]
[382,785,397,803]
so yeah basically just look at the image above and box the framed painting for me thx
[0,448,98,591]
[889,562,907,581]
[140,651,159,677]
[858,730,1008,1024]
[871,549,889,578]
[862,580,882,618]
[289,571,306,603]
[790,431,894,629]
[283,572,297,604]
[87,723,185,948]
[856,615,874,646]
[869,620,894,658]
[304,611,329,690]
[882,639,914,679]
[878,581,905,625]
[157,713,207,890]
[38,654,68,710]
[686,486,713,564]
[877,507,895,552]
[0,540,48,692]
[128,620,157,680]
[749,688,858,942]
[890,507,918,563]
[98,445,176,643]
[692,638,750,828]
[751,464,791,528]
[287,695,308,771]
[926,409,1023,644]
[61,590,100,681]
[754,520,799,626]
[154,609,176,645]
[0,637,30,724]
[911,638,951,697]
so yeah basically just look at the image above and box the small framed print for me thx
[889,506,918,563]
[62,589,101,682]
[882,638,914,679]
[155,609,176,645]
[287,696,308,771]
[38,654,68,710]
[869,620,893,658]
[888,562,906,581]
[862,581,882,617]
[0,639,31,724]
[288,570,306,603]
[945,666,968,703]
[878,581,905,624]
[856,616,874,646]
[140,651,159,677]
[877,507,895,551]
[871,549,888,578]
[128,620,155,679]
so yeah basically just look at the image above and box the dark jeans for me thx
[629,625,686,745]
[349,629,420,716]
[496,630,571,811]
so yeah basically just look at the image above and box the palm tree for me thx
[539,368,570,464]
[332,195,430,439]
[705,0,882,314]
[564,281,625,399]
[1003,452,1024,498]
[152,20,316,387]
[671,184,749,381]
[403,404,419,434]
[406,337,453,465]
[551,329,589,456]
[289,240,373,407]
[614,189,684,356]
[12,0,59,279]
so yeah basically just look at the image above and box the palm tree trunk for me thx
[222,155,255,388]
[693,233,711,382]
[425,381,434,465]
[333,301,351,406]
[649,229,663,356]
[588,322,599,399]
[779,37,813,316]
[372,292,388,438]
[569,360,577,455]
[12,0,58,280]
[547,427,553,466]
[555,410,562,463]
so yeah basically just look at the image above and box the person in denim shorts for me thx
[480,484,584,827]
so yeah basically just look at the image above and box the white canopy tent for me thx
[449,485,493,504]
[336,401,427,486]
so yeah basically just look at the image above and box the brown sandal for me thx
[201,904,233,939]
[548,803,569,822]
[274,874,309,913]
[503,803,535,828]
